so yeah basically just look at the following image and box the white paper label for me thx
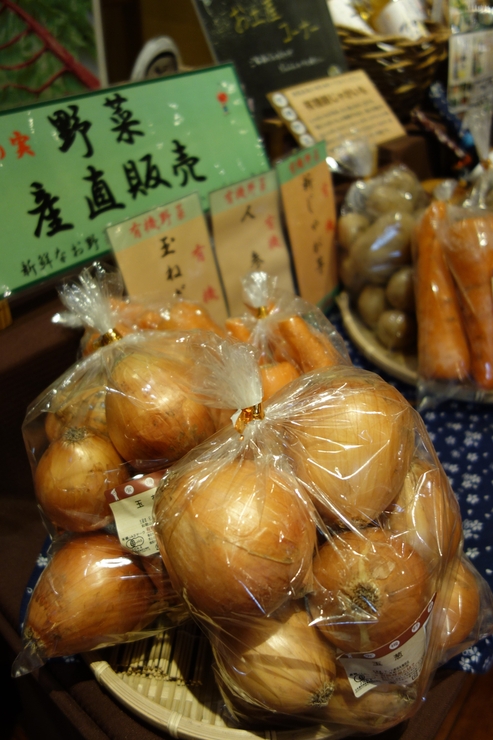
[106,472,166,556]
[339,595,435,697]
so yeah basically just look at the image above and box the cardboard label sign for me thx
[267,69,406,154]
[276,141,338,309]
[106,192,228,325]
[209,170,295,316]
[0,64,269,298]
[192,0,347,120]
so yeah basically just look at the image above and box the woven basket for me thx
[85,621,335,739]
[336,22,450,120]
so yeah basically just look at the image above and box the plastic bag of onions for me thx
[22,319,230,535]
[224,270,351,402]
[152,332,493,733]
[12,532,188,676]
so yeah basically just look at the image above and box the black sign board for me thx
[192,0,347,120]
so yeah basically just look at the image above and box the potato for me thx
[376,309,417,350]
[366,184,415,217]
[337,212,371,251]
[349,212,415,288]
[385,266,415,312]
[357,285,388,329]
[384,167,422,200]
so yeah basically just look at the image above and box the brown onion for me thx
[386,456,462,568]
[105,350,216,464]
[308,526,431,653]
[154,459,317,617]
[212,600,337,716]
[289,370,415,527]
[45,384,107,441]
[34,426,127,532]
[321,669,416,730]
[14,533,159,673]
[436,557,481,654]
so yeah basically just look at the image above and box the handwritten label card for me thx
[267,69,406,154]
[106,192,228,325]
[276,141,337,309]
[209,170,295,316]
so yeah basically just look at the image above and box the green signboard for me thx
[0,64,270,298]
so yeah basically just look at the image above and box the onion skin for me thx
[17,533,159,666]
[308,526,431,653]
[289,369,415,527]
[45,385,107,442]
[211,601,337,717]
[321,670,416,730]
[154,459,317,617]
[386,456,462,569]
[436,557,481,655]
[34,427,128,532]
[105,350,216,465]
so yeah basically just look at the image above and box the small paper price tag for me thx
[105,471,166,556]
[339,596,436,697]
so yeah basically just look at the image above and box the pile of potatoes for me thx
[337,165,429,353]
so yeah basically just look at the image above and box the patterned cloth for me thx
[329,310,493,674]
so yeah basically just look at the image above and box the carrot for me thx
[444,212,493,389]
[414,200,471,382]
[276,315,347,373]
[260,361,300,401]
[165,300,226,336]
[225,317,252,342]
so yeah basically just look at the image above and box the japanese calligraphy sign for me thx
[209,170,295,317]
[106,193,228,325]
[267,69,406,154]
[192,0,347,121]
[276,141,337,310]
[0,64,269,298]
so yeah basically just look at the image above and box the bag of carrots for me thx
[414,201,493,406]
[225,270,351,401]
[151,331,493,734]
[53,260,226,356]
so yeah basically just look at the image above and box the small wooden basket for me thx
[336,23,450,120]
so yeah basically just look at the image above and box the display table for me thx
[0,294,488,740]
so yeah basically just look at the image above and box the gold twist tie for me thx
[256,305,268,319]
[95,327,123,348]
[234,403,264,435]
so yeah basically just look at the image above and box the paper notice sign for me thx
[209,171,295,316]
[276,141,338,309]
[267,69,406,155]
[106,192,228,325]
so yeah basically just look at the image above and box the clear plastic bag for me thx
[225,271,351,401]
[53,261,226,356]
[413,200,493,407]
[152,333,493,734]
[12,530,188,677]
[337,165,427,354]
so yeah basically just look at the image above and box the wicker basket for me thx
[336,22,450,121]
[85,621,335,739]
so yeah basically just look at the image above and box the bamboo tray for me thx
[336,292,418,386]
[84,621,336,740]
